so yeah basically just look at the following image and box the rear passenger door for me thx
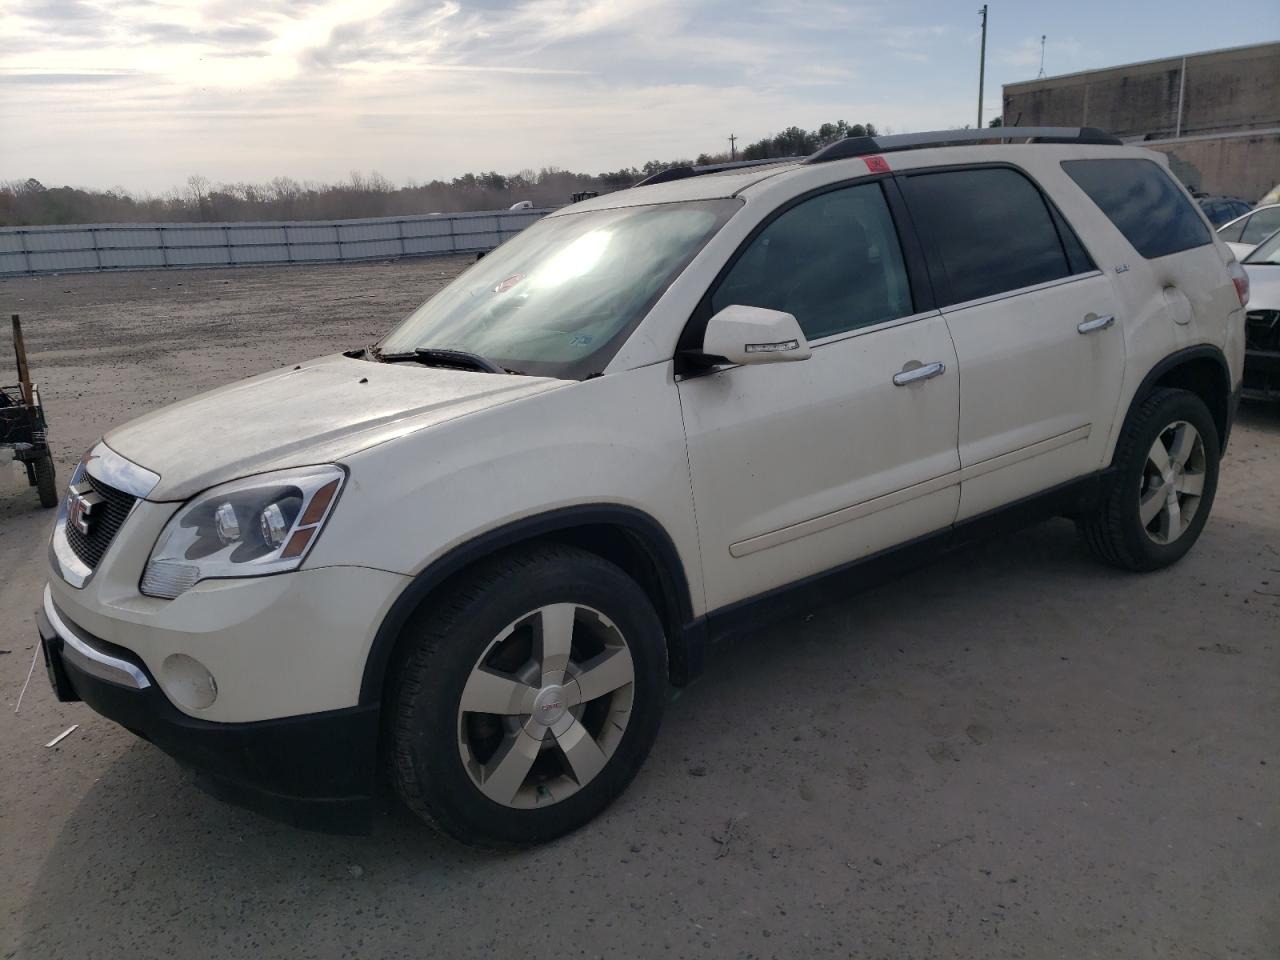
[899,165,1125,520]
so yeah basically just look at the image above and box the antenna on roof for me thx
[1038,35,1047,78]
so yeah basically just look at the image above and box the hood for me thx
[105,354,567,501]
[1244,262,1280,310]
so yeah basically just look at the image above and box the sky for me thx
[2,0,1278,193]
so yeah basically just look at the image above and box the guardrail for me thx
[0,208,552,278]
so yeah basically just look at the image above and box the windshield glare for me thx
[380,199,738,379]
[1243,229,1280,265]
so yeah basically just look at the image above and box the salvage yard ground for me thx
[1,259,1277,959]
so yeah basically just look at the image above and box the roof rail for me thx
[805,126,1122,164]
[634,156,801,188]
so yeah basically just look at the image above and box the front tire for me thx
[390,543,667,846]
[1079,387,1220,571]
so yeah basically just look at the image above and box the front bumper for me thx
[37,589,379,833]
[47,498,410,724]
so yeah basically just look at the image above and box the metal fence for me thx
[0,208,551,278]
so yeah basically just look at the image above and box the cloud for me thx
[17,0,99,20]
[137,22,278,46]
[303,1,460,68]
[0,0,1005,191]
[0,70,139,85]
[12,0,112,37]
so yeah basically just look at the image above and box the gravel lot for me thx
[1,260,1277,959]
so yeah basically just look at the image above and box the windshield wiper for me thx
[411,347,508,374]
[359,342,522,375]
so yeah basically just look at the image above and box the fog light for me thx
[161,653,218,710]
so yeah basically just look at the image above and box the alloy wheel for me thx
[456,603,636,809]
[1138,419,1206,545]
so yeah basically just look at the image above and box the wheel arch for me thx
[1119,345,1233,457]
[359,505,703,708]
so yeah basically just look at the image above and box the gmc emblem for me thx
[67,482,104,536]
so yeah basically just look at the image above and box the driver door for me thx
[677,179,962,611]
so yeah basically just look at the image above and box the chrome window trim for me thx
[939,269,1103,315]
[43,584,151,690]
[807,309,944,349]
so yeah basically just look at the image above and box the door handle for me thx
[1077,313,1115,334]
[893,361,946,386]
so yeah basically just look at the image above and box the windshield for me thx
[1243,228,1280,265]
[380,199,739,379]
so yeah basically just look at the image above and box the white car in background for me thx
[1241,230,1280,399]
[1217,203,1280,260]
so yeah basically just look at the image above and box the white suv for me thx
[38,128,1248,845]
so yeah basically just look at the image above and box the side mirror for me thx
[699,304,812,366]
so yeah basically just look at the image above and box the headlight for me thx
[141,466,345,599]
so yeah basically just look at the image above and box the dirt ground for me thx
[1,260,1277,959]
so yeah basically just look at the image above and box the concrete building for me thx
[1003,42,1280,202]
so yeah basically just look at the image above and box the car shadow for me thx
[1236,397,1280,436]
[0,478,57,524]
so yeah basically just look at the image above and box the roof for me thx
[548,162,800,215]
[552,126,1130,214]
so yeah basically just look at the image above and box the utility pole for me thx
[977,4,988,128]
[729,134,737,160]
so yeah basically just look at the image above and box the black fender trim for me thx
[358,505,700,705]
[1121,345,1234,453]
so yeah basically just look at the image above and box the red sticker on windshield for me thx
[864,155,890,173]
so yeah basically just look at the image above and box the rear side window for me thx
[1062,158,1210,259]
[900,167,1085,305]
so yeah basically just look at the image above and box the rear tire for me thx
[1078,388,1219,571]
[34,454,58,508]
[390,543,667,847]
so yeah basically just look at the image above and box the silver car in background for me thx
[1241,230,1280,399]
[1218,203,1280,260]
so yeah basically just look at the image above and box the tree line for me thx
[0,120,880,227]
